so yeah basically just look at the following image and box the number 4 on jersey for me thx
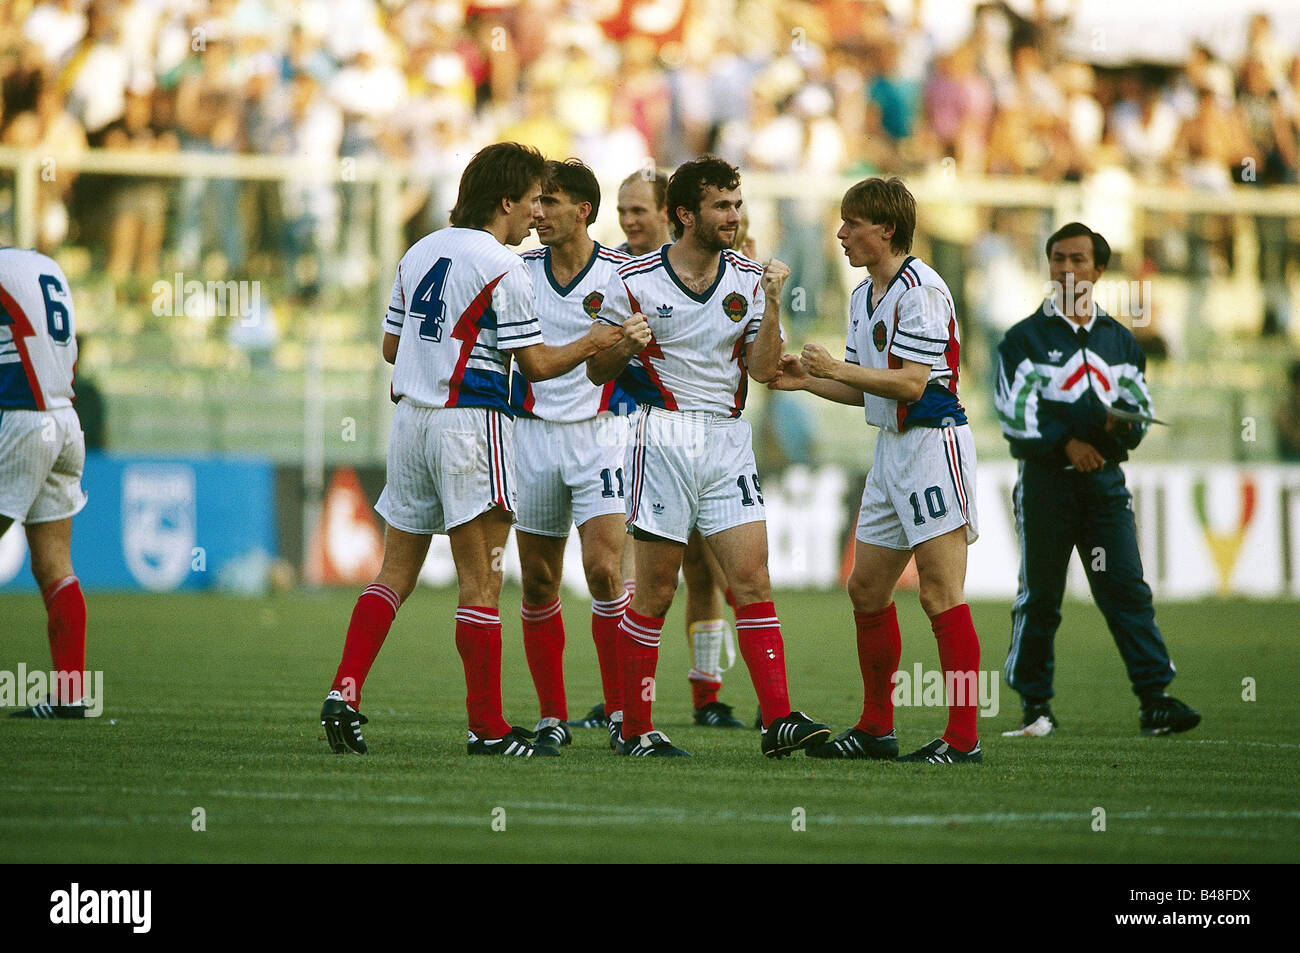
[411,258,451,342]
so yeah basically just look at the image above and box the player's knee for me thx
[728,566,770,607]
[846,571,889,612]
[582,560,623,603]
[919,582,964,619]
[521,563,561,606]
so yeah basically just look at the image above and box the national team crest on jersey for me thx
[582,291,604,320]
[722,292,748,323]
[872,320,887,352]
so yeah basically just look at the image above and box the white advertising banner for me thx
[414,463,1300,601]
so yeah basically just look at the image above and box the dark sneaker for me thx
[467,726,558,757]
[534,717,572,752]
[607,713,623,751]
[760,711,832,759]
[1139,694,1200,736]
[897,738,983,764]
[807,727,898,760]
[565,702,610,729]
[320,691,368,754]
[8,700,87,719]
[617,730,692,757]
[693,701,745,728]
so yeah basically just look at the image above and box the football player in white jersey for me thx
[588,155,830,758]
[771,177,984,764]
[320,142,633,758]
[0,247,92,718]
[509,159,650,751]
[567,168,746,734]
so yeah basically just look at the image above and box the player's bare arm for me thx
[382,332,399,364]
[744,258,789,383]
[801,342,929,403]
[769,353,865,405]
[514,322,625,383]
[586,315,650,385]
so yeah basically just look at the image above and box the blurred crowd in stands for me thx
[1,0,1298,338]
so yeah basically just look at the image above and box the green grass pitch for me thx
[1,589,1296,863]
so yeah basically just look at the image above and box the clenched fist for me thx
[622,314,652,350]
[761,258,791,297]
[800,342,838,379]
[587,322,626,351]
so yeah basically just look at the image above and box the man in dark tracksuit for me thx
[994,222,1199,737]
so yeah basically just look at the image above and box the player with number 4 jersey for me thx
[1,247,92,719]
[771,177,983,764]
[319,143,631,759]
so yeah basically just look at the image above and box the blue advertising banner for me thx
[0,452,276,592]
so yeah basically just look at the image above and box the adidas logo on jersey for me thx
[656,304,673,319]
[1047,349,1063,362]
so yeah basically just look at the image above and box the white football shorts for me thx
[514,414,631,537]
[376,402,515,535]
[0,406,87,524]
[625,406,765,544]
[856,423,978,550]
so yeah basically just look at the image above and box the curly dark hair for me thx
[665,155,741,239]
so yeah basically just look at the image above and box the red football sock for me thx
[932,603,981,752]
[690,678,721,709]
[521,598,567,721]
[618,606,663,738]
[455,606,511,738]
[854,602,902,736]
[43,576,86,703]
[735,601,791,728]
[331,583,400,709]
[591,591,630,714]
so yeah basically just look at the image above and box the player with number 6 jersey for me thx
[1,246,92,719]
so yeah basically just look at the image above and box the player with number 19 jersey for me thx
[596,246,768,418]
[385,227,543,411]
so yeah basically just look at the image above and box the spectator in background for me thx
[276,70,342,299]
[23,0,87,71]
[1276,360,1300,462]
[2,41,48,130]
[173,34,246,274]
[102,87,177,285]
[1238,56,1297,337]
[60,0,129,145]
[1109,71,1180,183]
[1,79,86,252]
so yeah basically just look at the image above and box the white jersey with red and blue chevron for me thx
[0,247,77,410]
[385,227,544,414]
[510,242,636,422]
[845,255,965,433]
[595,245,769,417]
